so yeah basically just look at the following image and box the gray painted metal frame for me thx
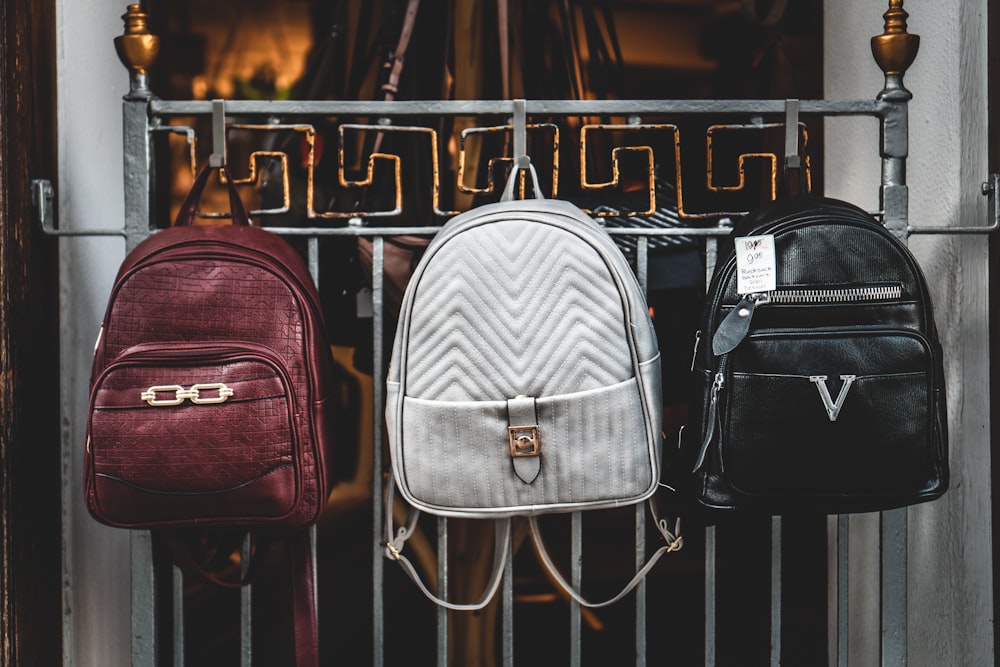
[44,89,986,665]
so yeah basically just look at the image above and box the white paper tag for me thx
[734,234,777,295]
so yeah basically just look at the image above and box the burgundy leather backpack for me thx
[86,163,341,665]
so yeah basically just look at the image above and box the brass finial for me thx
[871,0,919,100]
[114,4,159,97]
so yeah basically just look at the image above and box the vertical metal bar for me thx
[879,94,909,667]
[771,517,781,667]
[704,526,717,667]
[880,508,907,667]
[130,531,157,666]
[838,515,849,667]
[501,519,514,667]
[123,94,157,667]
[173,566,184,667]
[635,503,648,667]
[305,244,322,656]
[371,236,386,667]
[122,95,153,250]
[307,238,320,286]
[570,512,582,667]
[703,235,719,667]
[310,525,318,629]
[635,236,649,667]
[240,536,252,667]
[636,235,650,294]
[880,102,909,241]
[437,518,448,667]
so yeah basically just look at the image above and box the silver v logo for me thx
[809,375,857,422]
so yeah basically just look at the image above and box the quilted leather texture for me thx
[388,198,662,518]
[404,221,634,400]
[87,224,339,529]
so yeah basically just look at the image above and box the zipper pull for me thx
[692,372,724,472]
[690,330,701,372]
[711,293,770,356]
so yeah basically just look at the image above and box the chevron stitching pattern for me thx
[404,219,634,401]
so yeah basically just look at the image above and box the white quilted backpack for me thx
[384,161,681,609]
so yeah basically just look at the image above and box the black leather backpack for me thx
[672,196,948,514]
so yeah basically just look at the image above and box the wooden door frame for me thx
[0,0,62,663]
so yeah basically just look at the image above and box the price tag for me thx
[734,234,776,295]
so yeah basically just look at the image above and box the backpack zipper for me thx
[692,370,725,472]
[712,283,903,355]
[763,284,902,304]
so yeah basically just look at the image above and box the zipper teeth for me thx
[767,285,902,304]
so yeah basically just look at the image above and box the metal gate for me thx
[37,2,999,664]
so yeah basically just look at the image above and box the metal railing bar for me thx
[570,512,582,667]
[880,508,907,667]
[240,536,252,667]
[371,237,386,667]
[636,235,650,667]
[436,517,448,667]
[502,523,514,667]
[236,226,737,238]
[704,526,717,667]
[148,98,890,119]
[635,503,648,667]
[907,224,1000,235]
[131,531,157,666]
[173,566,184,667]
[771,517,782,667]
[703,236,718,667]
[838,515,849,667]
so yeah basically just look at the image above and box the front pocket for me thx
[719,329,936,498]
[87,343,300,527]
[394,376,657,516]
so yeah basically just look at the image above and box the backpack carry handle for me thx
[174,162,252,227]
[500,155,545,202]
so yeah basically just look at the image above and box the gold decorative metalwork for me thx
[871,0,919,77]
[114,4,159,76]
[225,124,316,216]
[337,125,457,218]
[457,124,560,198]
[579,124,681,217]
[141,383,234,406]
[706,123,811,200]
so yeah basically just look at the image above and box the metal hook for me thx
[784,99,800,172]
[512,98,527,164]
[209,99,226,167]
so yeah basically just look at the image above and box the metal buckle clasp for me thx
[141,382,234,406]
[508,426,541,458]
[140,384,186,406]
[189,383,235,404]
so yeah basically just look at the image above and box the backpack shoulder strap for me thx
[383,473,511,611]
[528,499,683,609]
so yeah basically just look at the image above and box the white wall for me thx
[57,1,130,665]
[826,1,993,665]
